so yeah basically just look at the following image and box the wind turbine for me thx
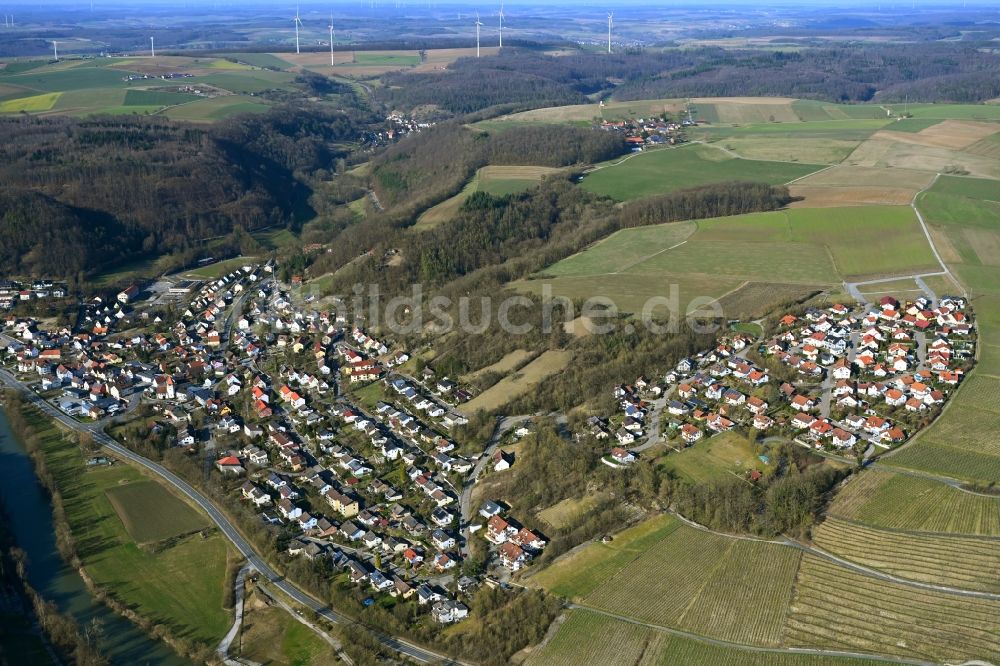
[52,40,59,61]
[475,13,482,57]
[150,36,155,58]
[293,5,302,55]
[607,12,613,54]
[498,2,504,49]
[328,13,335,66]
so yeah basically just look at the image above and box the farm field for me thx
[525,610,889,666]
[579,144,823,201]
[710,136,861,164]
[811,517,1000,593]
[826,468,1000,537]
[0,56,287,119]
[658,431,768,484]
[581,524,801,646]
[461,350,573,413]
[105,481,211,544]
[783,554,1000,663]
[520,206,937,317]
[24,409,232,646]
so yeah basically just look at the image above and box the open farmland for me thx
[106,481,211,544]
[811,518,1000,593]
[783,554,1000,663]
[461,350,573,414]
[826,469,1000,536]
[519,206,937,316]
[580,144,822,201]
[712,137,861,164]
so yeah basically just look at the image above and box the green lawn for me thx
[184,256,254,279]
[23,409,232,646]
[580,144,823,201]
[105,481,210,544]
[123,89,200,107]
[659,431,767,484]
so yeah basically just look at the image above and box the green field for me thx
[23,409,232,646]
[711,136,861,164]
[529,513,680,598]
[184,256,254,279]
[882,103,1000,120]
[520,205,936,316]
[105,481,210,544]
[659,430,768,483]
[123,89,200,107]
[580,144,822,201]
[354,52,421,66]
[827,468,1000,536]
[161,95,270,121]
[526,610,889,666]
[784,554,1000,663]
[0,57,287,119]
[226,53,293,70]
[812,517,1000,593]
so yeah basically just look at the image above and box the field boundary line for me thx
[785,163,835,185]
[821,514,1000,543]
[674,511,1000,600]
[565,605,937,666]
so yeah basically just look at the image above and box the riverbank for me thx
[2,392,232,662]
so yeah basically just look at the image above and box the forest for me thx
[381,43,1000,116]
[0,105,374,279]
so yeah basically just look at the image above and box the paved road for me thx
[217,564,253,664]
[458,414,533,556]
[0,369,453,665]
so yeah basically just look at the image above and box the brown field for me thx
[926,225,964,264]
[716,282,823,319]
[461,350,572,414]
[460,349,533,382]
[696,98,800,124]
[794,164,935,190]
[875,120,1000,150]
[847,133,1000,179]
[788,185,917,207]
[411,47,498,72]
[963,227,1000,266]
[965,136,1000,160]
[478,165,561,180]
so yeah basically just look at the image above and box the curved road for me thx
[0,369,453,665]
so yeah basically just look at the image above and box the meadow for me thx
[24,409,232,646]
[519,205,937,317]
[105,480,211,544]
[657,430,768,484]
[579,144,822,201]
[811,517,1000,593]
[783,554,1000,663]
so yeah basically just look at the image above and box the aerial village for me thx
[0,259,975,625]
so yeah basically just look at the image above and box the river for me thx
[0,407,193,665]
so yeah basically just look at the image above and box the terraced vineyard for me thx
[812,518,1000,593]
[526,610,899,666]
[826,469,1000,536]
[583,525,801,646]
[784,555,1000,663]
